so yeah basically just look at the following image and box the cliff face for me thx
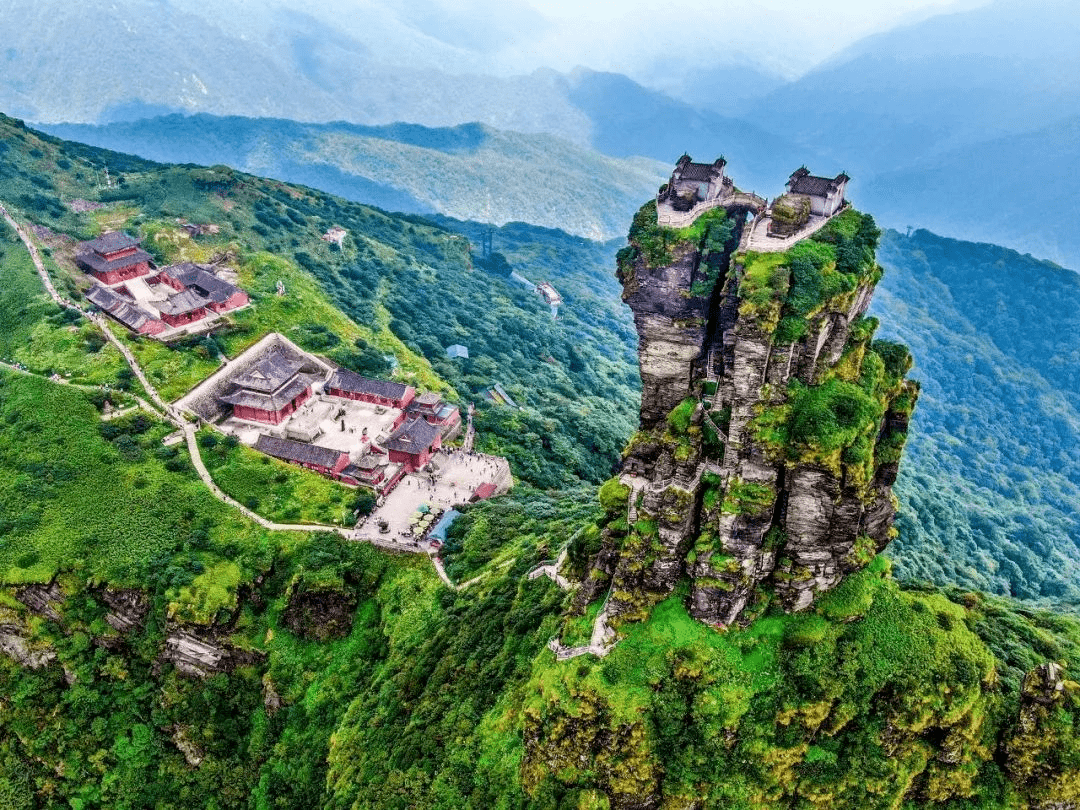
[582,202,918,628]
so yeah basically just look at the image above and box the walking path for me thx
[544,481,649,661]
[0,200,473,583]
[182,424,353,536]
[430,554,484,591]
[462,403,476,453]
[547,587,617,660]
[527,544,572,590]
[0,201,77,311]
[743,204,847,253]
[621,474,649,524]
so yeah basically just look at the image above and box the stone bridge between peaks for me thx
[656,190,767,229]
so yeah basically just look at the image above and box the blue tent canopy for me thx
[429,508,461,542]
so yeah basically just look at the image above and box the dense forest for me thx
[872,230,1080,604]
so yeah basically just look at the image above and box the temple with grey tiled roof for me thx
[325,369,415,409]
[76,231,154,285]
[86,284,165,336]
[218,349,320,425]
[784,168,850,217]
[656,154,733,224]
[254,434,351,478]
[156,263,248,313]
[384,417,442,471]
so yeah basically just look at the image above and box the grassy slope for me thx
[0,228,126,385]
[197,430,356,527]
[0,370,294,588]
[324,501,1080,810]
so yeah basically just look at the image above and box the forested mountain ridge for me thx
[40,115,669,241]
[2,117,1080,805]
[872,229,1080,602]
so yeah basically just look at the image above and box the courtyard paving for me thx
[353,450,512,550]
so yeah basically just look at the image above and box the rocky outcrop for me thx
[582,201,917,628]
[99,587,150,633]
[618,242,713,428]
[1005,662,1080,808]
[15,580,65,621]
[161,629,266,678]
[0,610,56,669]
[172,726,205,767]
[521,702,659,810]
[282,578,358,641]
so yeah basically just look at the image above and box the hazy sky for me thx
[493,0,994,77]
[341,0,996,79]
[171,0,997,84]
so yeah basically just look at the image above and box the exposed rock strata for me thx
[0,613,56,669]
[161,628,266,678]
[99,587,150,633]
[15,580,65,621]
[583,202,917,627]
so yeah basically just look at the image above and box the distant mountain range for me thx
[742,0,1080,268]
[40,116,669,241]
[8,0,1080,266]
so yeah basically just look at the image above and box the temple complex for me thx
[75,233,248,339]
[178,333,484,505]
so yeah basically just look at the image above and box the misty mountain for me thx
[746,0,1080,170]
[39,115,668,240]
[862,116,1080,269]
[740,0,1080,268]
[2,0,810,190]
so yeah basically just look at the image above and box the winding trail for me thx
[0,200,471,582]
[0,201,75,310]
[527,544,572,590]
[430,554,484,591]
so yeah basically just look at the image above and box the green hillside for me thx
[41,115,669,241]
[3,114,1080,808]
[1,382,1079,808]
[0,113,640,489]
[872,230,1080,604]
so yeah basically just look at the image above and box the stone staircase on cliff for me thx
[544,481,651,661]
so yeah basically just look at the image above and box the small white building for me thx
[785,168,850,217]
[321,226,348,247]
[656,154,733,226]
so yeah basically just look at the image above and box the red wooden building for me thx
[254,434,351,478]
[76,232,153,285]
[158,289,209,327]
[218,351,319,425]
[406,392,461,431]
[325,369,415,409]
[384,417,442,472]
[341,452,406,495]
[156,263,249,314]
